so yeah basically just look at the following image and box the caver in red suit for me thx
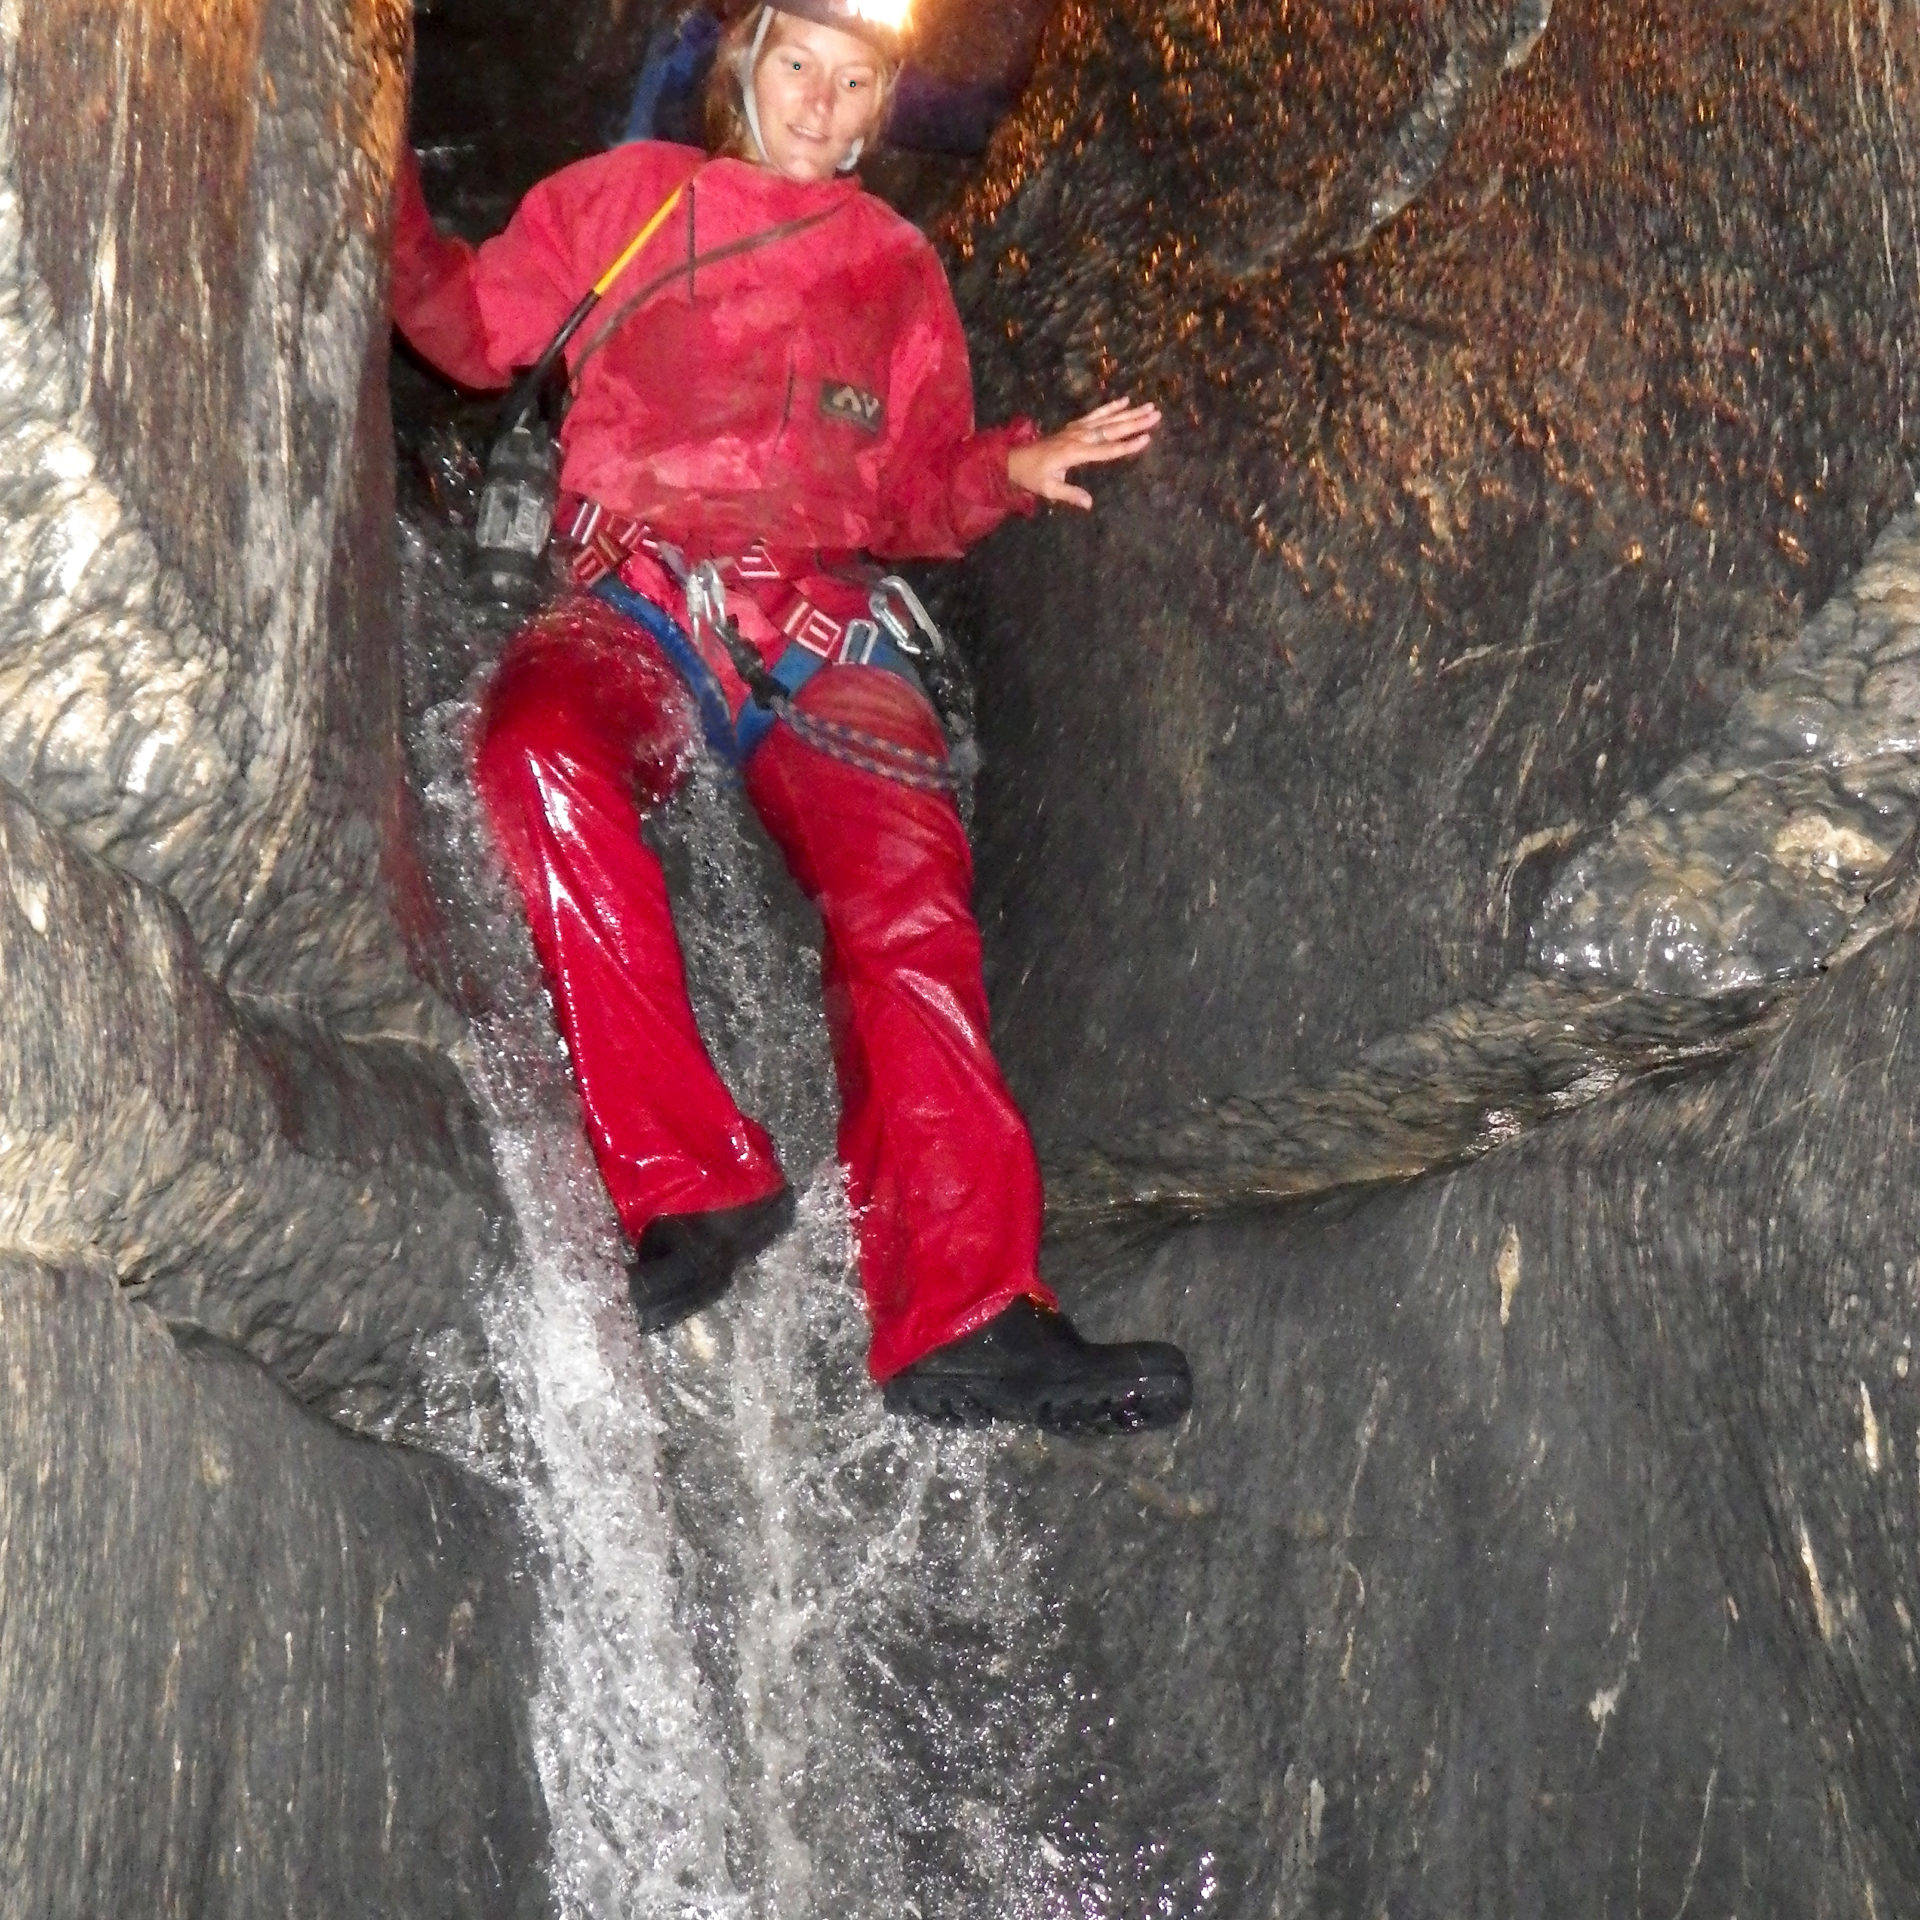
[390,138,1059,1380]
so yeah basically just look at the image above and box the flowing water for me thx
[399,508,1123,1918]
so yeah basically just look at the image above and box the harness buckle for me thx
[836,618,883,666]
[869,574,946,664]
[684,558,728,641]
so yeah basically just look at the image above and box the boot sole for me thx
[883,1371,1192,1436]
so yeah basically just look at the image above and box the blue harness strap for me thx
[590,576,931,770]
[592,578,741,762]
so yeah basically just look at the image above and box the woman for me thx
[392,0,1191,1433]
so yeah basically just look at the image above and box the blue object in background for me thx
[621,7,724,145]
[886,68,1011,156]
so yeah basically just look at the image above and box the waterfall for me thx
[400,512,1111,1918]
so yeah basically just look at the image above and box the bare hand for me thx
[1007,397,1161,510]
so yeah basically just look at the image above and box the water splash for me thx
[400,506,1107,1917]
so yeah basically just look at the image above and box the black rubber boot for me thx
[883,1298,1193,1434]
[627,1184,795,1334]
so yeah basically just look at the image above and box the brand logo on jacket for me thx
[819,381,885,434]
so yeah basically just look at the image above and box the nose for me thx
[801,70,835,118]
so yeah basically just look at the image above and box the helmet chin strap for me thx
[737,5,776,165]
[737,4,870,176]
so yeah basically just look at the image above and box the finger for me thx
[1091,406,1160,435]
[1063,406,1160,449]
[1067,432,1156,467]
[1073,397,1134,426]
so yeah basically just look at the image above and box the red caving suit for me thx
[391,140,1055,1378]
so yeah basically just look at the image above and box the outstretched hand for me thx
[1007,397,1161,510]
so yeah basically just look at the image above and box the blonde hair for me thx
[704,8,900,162]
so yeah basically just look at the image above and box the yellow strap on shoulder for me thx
[591,182,690,300]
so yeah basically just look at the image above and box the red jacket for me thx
[391,143,1036,587]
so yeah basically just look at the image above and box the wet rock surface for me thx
[949,0,1920,1140]
[0,0,544,1910]
[0,778,502,1443]
[5,0,434,1030]
[1039,897,1920,1915]
[1047,966,1780,1220]
[0,1253,543,1919]
[1537,513,1920,994]
[0,0,507,1439]
[1037,513,1920,1220]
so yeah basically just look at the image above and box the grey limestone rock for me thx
[0,0,544,1908]
[1534,516,1920,993]
[0,778,502,1444]
[0,1252,544,1918]
[1031,892,1920,1916]
[0,0,509,1437]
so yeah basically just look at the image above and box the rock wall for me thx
[0,1254,542,1918]
[9,0,1920,1907]
[1040,889,1920,1913]
[0,0,545,1908]
[949,0,1920,1143]
[0,0,507,1440]
[4,0,429,1026]
[1036,902,1920,1920]
[943,3,1920,1912]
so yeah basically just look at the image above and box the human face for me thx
[750,12,886,182]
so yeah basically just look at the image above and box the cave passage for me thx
[5,0,1920,1914]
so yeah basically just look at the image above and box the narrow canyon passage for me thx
[4,0,1920,1915]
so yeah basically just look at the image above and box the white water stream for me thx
[402,522,1113,1918]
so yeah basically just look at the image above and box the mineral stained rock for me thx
[942,4,1920,1913]
[949,0,1920,1140]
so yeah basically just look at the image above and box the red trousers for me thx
[472,592,1054,1379]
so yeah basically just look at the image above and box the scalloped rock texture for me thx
[1535,513,1920,992]
[0,0,505,1449]
[0,0,542,1910]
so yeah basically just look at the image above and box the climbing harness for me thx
[587,567,972,800]
[566,504,975,800]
